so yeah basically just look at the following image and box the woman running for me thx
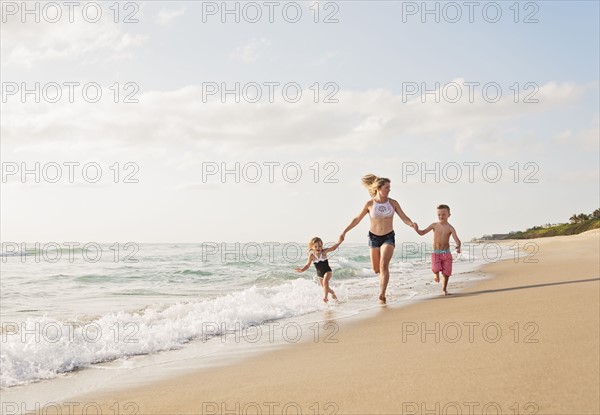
[339,174,417,304]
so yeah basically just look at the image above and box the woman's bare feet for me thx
[323,297,329,303]
[331,291,337,300]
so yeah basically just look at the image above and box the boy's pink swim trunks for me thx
[431,250,453,276]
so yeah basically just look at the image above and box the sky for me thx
[1,0,599,244]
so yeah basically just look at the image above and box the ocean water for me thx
[0,241,502,392]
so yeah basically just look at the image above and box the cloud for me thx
[156,7,185,26]
[553,169,600,184]
[229,38,271,63]
[1,13,146,68]
[311,51,339,66]
[2,81,592,162]
[174,182,221,191]
[554,115,600,150]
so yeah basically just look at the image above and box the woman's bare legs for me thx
[378,243,395,304]
[370,248,381,274]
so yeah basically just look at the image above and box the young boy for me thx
[416,204,461,295]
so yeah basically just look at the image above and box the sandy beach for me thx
[46,230,599,414]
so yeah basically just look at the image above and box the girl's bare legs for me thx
[316,277,326,302]
[378,244,395,304]
[323,272,336,301]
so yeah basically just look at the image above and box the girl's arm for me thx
[339,201,370,241]
[416,223,435,236]
[323,237,343,254]
[391,199,417,229]
[294,253,314,273]
[451,226,462,253]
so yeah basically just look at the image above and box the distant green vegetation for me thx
[507,219,600,239]
[478,209,600,240]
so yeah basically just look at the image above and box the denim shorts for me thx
[368,231,395,248]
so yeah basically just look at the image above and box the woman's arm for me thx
[391,199,417,229]
[339,201,371,240]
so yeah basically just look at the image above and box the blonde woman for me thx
[339,175,417,304]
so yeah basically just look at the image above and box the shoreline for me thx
[2,242,492,405]
[11,230,600,414]
[2,271,490,413]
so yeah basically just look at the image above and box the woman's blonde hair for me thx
[362,174,391,198]
[308,237,323,251]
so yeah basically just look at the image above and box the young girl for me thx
[295,236,343,303]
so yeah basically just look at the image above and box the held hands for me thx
[338,233,345,243]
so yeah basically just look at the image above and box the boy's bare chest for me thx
[434,223,452,236]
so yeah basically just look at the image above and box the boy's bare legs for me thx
[442,274,450,295]
[434,272,440,283]
[378,244,395,304]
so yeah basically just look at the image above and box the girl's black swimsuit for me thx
[312,252,332,278]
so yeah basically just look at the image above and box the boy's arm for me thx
[295,254,313,272]
[451,226,461,253]
[391,199,417,229]
[416,223,435,236]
